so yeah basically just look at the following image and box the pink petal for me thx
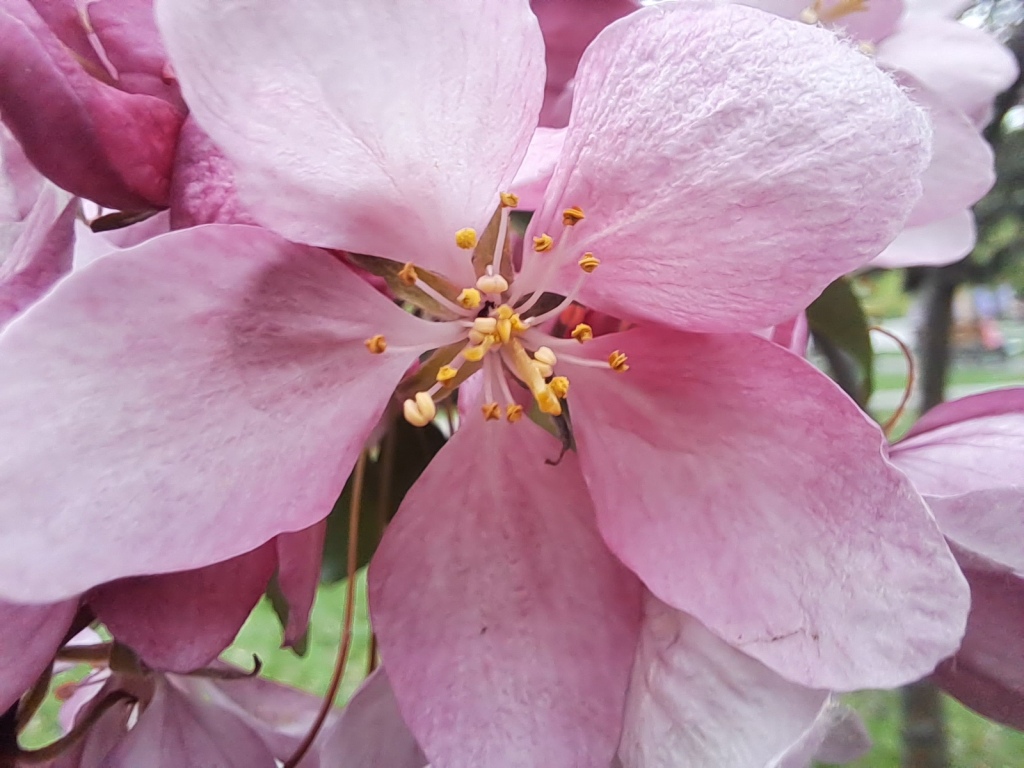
[870,210,976,269]
[896,74,994,227]
[527,2,930,333]
[317,669,427,768]
[927,490,1024,575]
[768,312,810,356]
[509,127,565,211]
[617,596,828,768]
[274,521,327,648]
[876,17,1020,127]
[102,677,278,768]
[739,0,904,43]
[777,701,871,768]
[0,598,77,711]
[89,543,276,673]
[156,0,545,284]
[933,563,1024,729]
[567,327,969,689]
[369,417,641,768]
[0,225,445,601]
[0,0,183,209]
[0,123,42,219]
[53,691,134,768]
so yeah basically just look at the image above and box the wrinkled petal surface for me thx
[568,328,969,689]
[618,596,827,768]
[0,598,77,711]
[870,210,975,269]
[527,2,930,333]
[0,224,446,601]
[157,0,544,284]
[370,417,641,768]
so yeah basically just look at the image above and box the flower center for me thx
[363,194,629,427]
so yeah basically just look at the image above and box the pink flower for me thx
[0,0,970,761]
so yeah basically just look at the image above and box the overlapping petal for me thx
[617,596,827,768]
[740,0,904,43]
[567,327,968,689]
[870,210,975,268]
[528,2,930,333]
[0,225,448,601]
[370,417,641,768]
[156,0,545,284]
[0,598,77,711]
[274,522,327,649]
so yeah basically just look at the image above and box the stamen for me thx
[490,205,512,274]
[457,288,482,309]
[506,404,524,423]
[533,234,554,252]
[562,207,585,226]
[570,324,593,343]
[578,253,600,273]
[482,402,502,421]
[608,350,629,372]
[500,191,520,208]
[549,376,570,399]
[405,269,474,317]
[463,335,495,362]
[403,391,437,427]
[455,228,478,249]
[505,339,562,416]
[533,346,557,367]
[364,335,387,354]
[476,273,509,295]
[398,262,418,286]
[522,270,588,327]
[436,365,458,384]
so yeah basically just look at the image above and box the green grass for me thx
[873,365,1024,393]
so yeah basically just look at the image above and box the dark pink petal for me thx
[157,0,545,284]
[89,544,276,673]
[0,598,77,711]
[777,701,871,768]
[870,211,975,269]
[317,669,427,768]
[567,328,968,689]
[528,2,930,333]
[53,693,134,768]
[933,563,1024,729]
[274,521,327,648]
[0,0,183,209]
[0,224,446,601]
[102,677,277,767]
[169,117,257,229]
[876,17,1019,127]
[768,313,810,356]
[370,417,641,768]
[617,596,828,768]
[739,0,904,42]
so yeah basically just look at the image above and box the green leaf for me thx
[806,277,874,407]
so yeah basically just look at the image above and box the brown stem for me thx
[870,326,916,437]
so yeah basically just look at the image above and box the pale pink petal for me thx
[870,210,975,268]
[897,75,994,227]
[274,521,327,648]
[53,692,133,768]
[526,2,930,333]
[933,563,1024,729]
[777,701,871,768]
[617,596,828,768]
[89,543,276,673]
[927,490,1024,575]
[0,0,183,209]
[0,123,42,219]
[102,677,277,768]
[904,0,972,18]
[317,669,427,768]
[0,598,77,711]
[567,328,969,689]
[156,0,545,284]
[768,312,810,356]
[876,17,1020,127]
[509,127,565,211]
[0,225,447,601]
[739,0,904,42]
[370,417,641,768]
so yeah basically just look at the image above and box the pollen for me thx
[578,253,600,273]
[562,206,585,226]
[398,262,420,286]
[608,350,629,373]
[482,402,502,421]
[436,365,458,384]
[549,376,570,399]
[403,391,437,427]
[457,288,482,309]
[570,323,593,343]
[506,404,524,423]
[455,228,478,249]
[500,191,520,208]
[532,234,554,252]
[364,334,387,354]
[476,274,509,295]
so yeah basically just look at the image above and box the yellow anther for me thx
[473,317,498,335]
[608,350,630,373]
[497,318,513,344]
[533,346,557,367]
[500,191,520,208]
[403,391,437,427]
[570,323,593,343]
[506,404,524,423]
[398,262,418,286]
[364,334,387,354]
[533,234,554,252]
[562,206,585,226]
[482,402,502,421]
[476,274,509,295]
[536,386,563,416]
[578,253,600,273]
[457,288,482,309]
[510,314,528,332]
[508,338,561,417]
[496,305,514,320]
[549,376,570,399]
[463,344,487,363]
[455,228,478,249]
[436,365,458,384]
